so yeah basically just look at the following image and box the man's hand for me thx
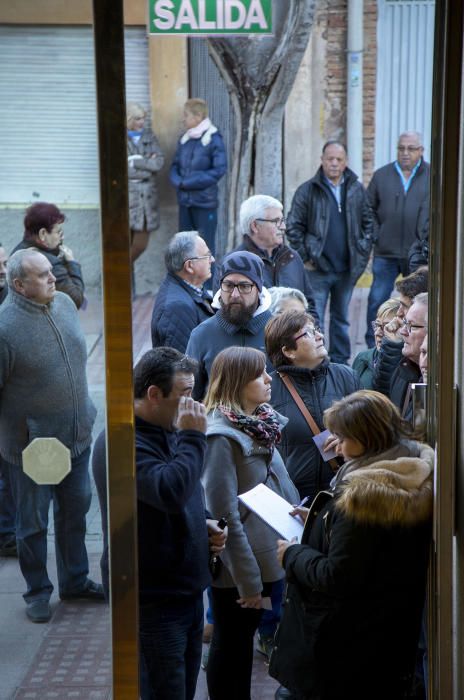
[176,397,207,433]
[206,519,228,553]
[277,537,297,567]
[236,593,262,609]
[383,317,403,342]
[304,260,316,271]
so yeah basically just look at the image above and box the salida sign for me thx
[148,0,272,35]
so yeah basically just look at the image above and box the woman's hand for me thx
[323,433,339,454]
[236,593,262,609]
[289,506,309,524]
[277,537,298,567]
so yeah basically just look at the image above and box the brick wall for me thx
[317,0,377,184]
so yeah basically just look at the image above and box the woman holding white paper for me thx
[202,346,299,700]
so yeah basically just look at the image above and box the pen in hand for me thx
[297,496,309,507]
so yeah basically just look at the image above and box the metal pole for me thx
[92,0,139,697]
[428,0,463,697]
[347,0,364,178]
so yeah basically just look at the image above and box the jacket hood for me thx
[336,442,434,527]
[276,359,330,378]
[206,409,288,455]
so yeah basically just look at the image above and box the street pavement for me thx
[0,287,369,699]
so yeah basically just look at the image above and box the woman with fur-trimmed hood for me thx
[269,390,434,700]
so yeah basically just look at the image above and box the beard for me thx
[221,300,257,326]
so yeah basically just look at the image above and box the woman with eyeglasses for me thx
[265,310,360,502]
[352,298,400,389]
[201,346,299,700]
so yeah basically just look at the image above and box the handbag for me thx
[278,372,340,472]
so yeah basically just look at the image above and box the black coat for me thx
[372,336,404,396]
[367,160,430,260]
[270,361,360,501]
[151,272,214,353]
[269,441,434,699]
[286,166,374,284]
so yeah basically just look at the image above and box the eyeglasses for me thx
[401,318,426,333]
[371,321,388,332]
[254,217,286,228]
[294,326,321,342]
[220,281,255,294]
[185,253,214,262]
[397,146,422,153]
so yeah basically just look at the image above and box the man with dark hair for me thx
[186,250,272,399]
[92,347,226,699]
[365,131,430,346]
[0,249,102,623]
[151,231,215,352]
[287,141,373,364]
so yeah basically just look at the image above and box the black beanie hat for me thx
[219,251,264,292]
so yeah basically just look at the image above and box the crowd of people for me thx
[0,104,434,700]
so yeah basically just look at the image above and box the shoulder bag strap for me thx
[278,372,339,472]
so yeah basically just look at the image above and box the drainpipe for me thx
[347,0,364,180]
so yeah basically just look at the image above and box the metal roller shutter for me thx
[375,0,435,168]
[0,25,149,205]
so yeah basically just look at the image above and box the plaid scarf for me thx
[218,403,281,451]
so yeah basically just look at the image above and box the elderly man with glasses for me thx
[365,131,430,347]
[376,292,428,421]
[217,195,319,323]
[186,251,272,400]
[151,231,215,353]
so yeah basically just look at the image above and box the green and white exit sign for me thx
[148,0,273,35]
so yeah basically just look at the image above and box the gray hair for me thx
[413,292,428,324]
[398,131,423,146]
[7,248,42,287]
[239,195,283,236]
[268,286,308,315]
[164,231,200,273]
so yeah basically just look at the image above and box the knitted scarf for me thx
[218,403,281,450]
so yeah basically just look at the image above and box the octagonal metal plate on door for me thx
[22,437,71,485]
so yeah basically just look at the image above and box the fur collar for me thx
[180,122,218,146]
[335,443,434,527]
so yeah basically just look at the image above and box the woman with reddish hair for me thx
[12,202,85,308]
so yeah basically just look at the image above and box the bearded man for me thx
[186,251,272,400]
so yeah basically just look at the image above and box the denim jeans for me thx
[0,457,15,541]
[365,256,409,347]
[7,447,92,603]
[179,206,218,257]
[308,269,354,364]
[139,593,204,700]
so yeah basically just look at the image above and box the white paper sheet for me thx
[238,483,304,542]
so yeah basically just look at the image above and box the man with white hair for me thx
[222,195,318,322]
[390,292,428,418]
[365,131,430,347]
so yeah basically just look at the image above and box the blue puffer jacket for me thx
[151,273,214,353]
[169,125,227,209]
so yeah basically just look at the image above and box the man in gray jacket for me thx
[0,250,103,623]
[365,131,430,347]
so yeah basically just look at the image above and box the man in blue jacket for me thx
[170,98,227,256]
[151,231,215,352]
[92,347,226,699]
